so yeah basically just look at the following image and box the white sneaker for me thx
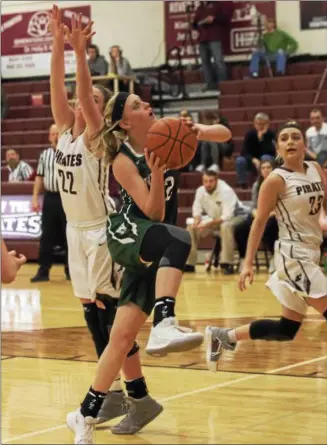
[195,164,205,172]
[208,164,219,173]
[66,409,98,444]
[145,317,203,356]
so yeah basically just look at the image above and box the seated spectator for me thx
[250,18,298,77]
[109,45,134,77]
[1,86,8,120]
[236,112,276,188]
[108,45,134,92]
[5,148,33,182]
[179,109,193,125]
[185,170,249,275]
[87,44,108,76]
[305,108,327,165]
[196,112,233,173]
[234,159,278,272]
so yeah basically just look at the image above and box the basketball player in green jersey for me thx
[65,14,231,443]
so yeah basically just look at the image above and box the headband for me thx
[111,92,130,125]
[277,120,302,135]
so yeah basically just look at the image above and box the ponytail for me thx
[90,93,127,164]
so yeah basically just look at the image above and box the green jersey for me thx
[106,141,179,315]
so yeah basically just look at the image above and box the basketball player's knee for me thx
[110,325,136,353]
[126,342,139,358]
[250,317,301,342]
[159,226,191,270]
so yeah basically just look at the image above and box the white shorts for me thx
[266,241,327,315]
[67,223,121,300]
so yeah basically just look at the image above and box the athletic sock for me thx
[227,329,237,343]
[153,296,175,326]
[125,377,148,400]
[109,377,123,393]
[83,303,107,358]
[80,386,106,418]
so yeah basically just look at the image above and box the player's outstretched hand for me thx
[238,264,254,291]
[50,4,65,45]
[144,149,166,175]
[65,13,95,54]
[185,122,231,143]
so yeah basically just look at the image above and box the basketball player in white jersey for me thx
[50,5,162,433]
[205,121,327,371]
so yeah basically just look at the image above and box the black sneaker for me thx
[30,270,49,283]
[184,265,195,273]
[223,265,234,275]
[65,269,71,281]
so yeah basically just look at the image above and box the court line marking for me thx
[3,354,327,444]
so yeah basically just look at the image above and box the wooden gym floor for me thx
[2,264,327,444]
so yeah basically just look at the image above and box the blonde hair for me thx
[91,93,128,164]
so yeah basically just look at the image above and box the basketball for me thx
[146,117,198,169]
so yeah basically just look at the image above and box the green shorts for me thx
[107,213,157,316]
[118,266,157,316]
[107,212,154,274]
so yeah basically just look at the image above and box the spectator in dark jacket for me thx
[87,44,108,76]
[193,1,233,91]
[235,112,276,188]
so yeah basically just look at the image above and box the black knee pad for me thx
[126,342,139,357]
[250,317,301,341]
[96,294,118,340]
[83,302,107,358]
[158,226,191,271]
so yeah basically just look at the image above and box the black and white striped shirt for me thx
[8,160,33,182]
[36,147,58,192]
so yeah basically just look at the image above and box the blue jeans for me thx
[236,155,275,186]
[249,49,287,75]
[317,151,327,166]
[199,41,227,89]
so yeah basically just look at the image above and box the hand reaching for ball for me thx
[145,149,166,175]
[186,122,232,143]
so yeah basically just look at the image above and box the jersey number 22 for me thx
[58,169,77,195]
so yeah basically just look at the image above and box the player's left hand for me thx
[144,149,166,174]
[65,13,95,54]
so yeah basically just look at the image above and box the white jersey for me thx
[55,130,116,229]
[273,162,324,248]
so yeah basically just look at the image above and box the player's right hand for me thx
[65,13,95,54]
[145,149,166,174]
[238,265,254,291]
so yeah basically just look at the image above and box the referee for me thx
[30,124,69,282]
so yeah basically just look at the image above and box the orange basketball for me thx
[146,117,198,169]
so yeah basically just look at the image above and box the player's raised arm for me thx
[50,5,74,135]
[189,122,232,143]
[65,14,103,140]
[239,174,285,291]
[113,151,166,222]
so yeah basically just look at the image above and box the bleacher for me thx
[2,60,327,256]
